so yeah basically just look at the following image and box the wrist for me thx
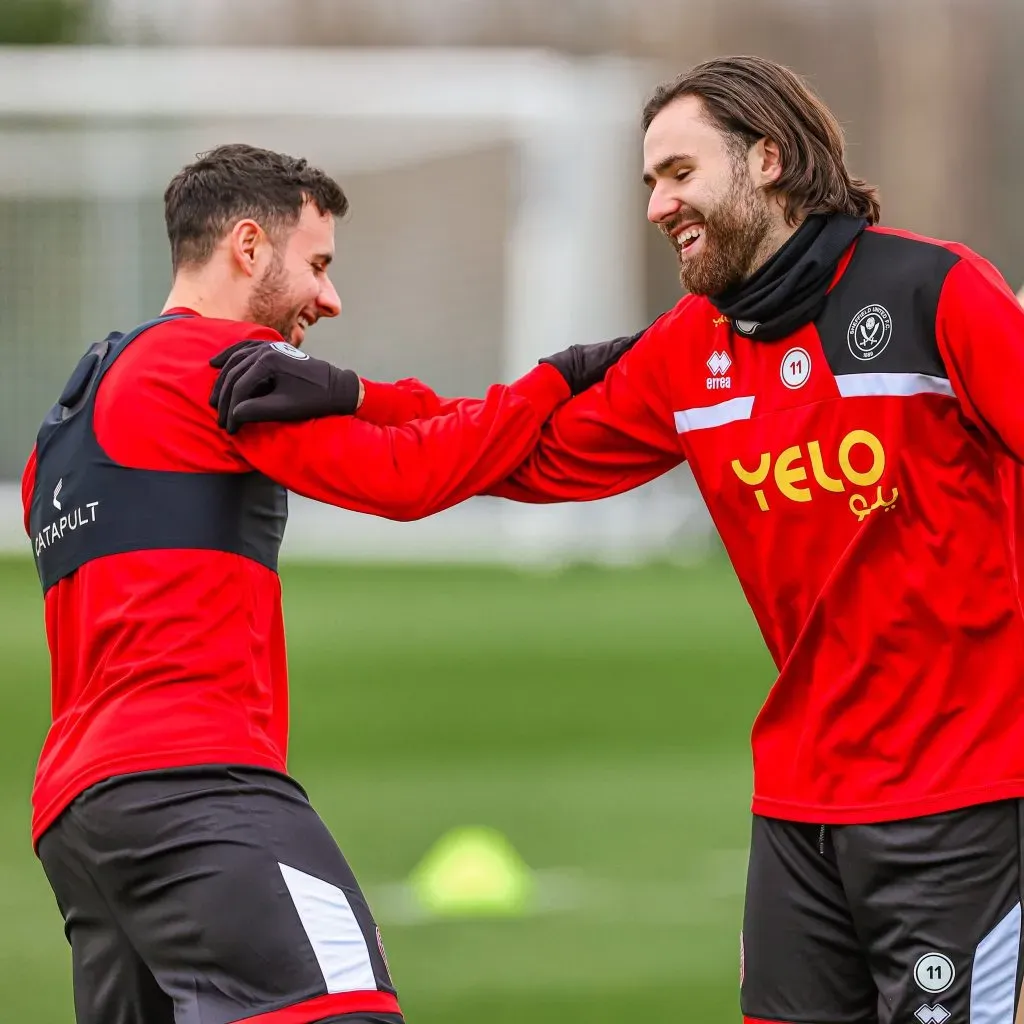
[326,366,362,416]
[511,362,572,412]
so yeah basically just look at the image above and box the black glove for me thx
[538,328,645,396]
[209,340,361,435]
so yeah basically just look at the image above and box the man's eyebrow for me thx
[642,153,694,186]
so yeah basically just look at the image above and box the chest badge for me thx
[848,304,893,361]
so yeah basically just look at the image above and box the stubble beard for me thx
[245,251,300,341]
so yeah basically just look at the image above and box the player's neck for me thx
[747,210,803,279]
[162,268,248,323]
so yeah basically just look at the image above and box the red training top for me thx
[386,228,1024,826]
[23,309,568,843]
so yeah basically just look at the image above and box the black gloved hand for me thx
[538,328,645,396]
[209,340,361,435]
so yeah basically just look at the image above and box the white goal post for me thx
[0,46,713,564]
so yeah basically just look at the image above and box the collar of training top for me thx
[711,212,867,342]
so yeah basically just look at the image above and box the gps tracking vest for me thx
[29,315,288,593]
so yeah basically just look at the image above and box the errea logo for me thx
[914,1007,950,1024]
[707,351,732,390]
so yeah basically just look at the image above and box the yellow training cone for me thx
[409,826,535,918]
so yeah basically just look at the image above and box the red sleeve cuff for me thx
[508,363,571,415]
[356,378,414,424]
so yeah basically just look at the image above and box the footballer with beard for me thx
[20,143,631,1024]
[215,57,1024,1024]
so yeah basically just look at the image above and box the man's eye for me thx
[675,170,691,182]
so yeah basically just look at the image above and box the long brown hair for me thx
[642,56,880,226]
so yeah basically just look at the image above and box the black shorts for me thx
[37,766,403,1024]
[741,801,1024,1024]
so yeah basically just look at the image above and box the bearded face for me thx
[643,94,784,297]
[663,158,774,296]
[242,203,340,345]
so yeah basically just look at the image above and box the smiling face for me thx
[163,145,349,342]
[643,94,780,296]
[243,201,341,346]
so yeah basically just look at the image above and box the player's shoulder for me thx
[104,312,281,395]
[633,293,717,351]
[612,296,726,408]
[655,292,712,329]
[95,312,280,470]
[146,311,282,357]
[859,226,1013,300]
[855,226,977,280]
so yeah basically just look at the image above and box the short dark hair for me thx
[163,143,349,273]
[641,56,880,226]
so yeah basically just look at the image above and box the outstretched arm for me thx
[212,331,643,430]
[208,330,657,515]
[349,332,652,428]
[489,316,685,503]
[229,365,570,522]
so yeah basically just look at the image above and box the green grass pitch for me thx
[0,555,774,1022]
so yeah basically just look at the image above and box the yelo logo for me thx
[731,429,886,512]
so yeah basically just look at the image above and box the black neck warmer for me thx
[710,213,867,341]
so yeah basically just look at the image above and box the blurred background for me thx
[0,0,1020,1020]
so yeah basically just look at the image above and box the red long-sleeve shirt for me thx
[377,228,1024,825]
[23,310,568,843]
[493,229,1024,823]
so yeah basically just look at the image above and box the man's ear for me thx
[228,219,266,278]
[751,137,783,188]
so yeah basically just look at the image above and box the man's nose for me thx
[318,277,341,318]
[647,184,682,225]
